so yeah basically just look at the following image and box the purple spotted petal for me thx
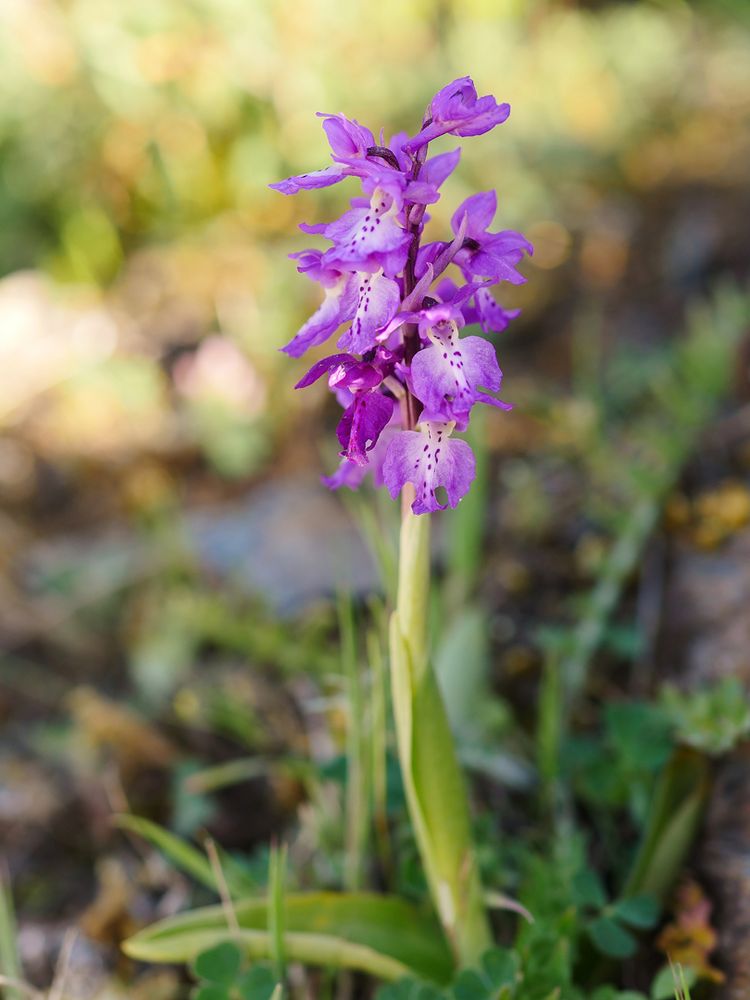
[411,323,503,427]
[282,276,357,358]
[322,189,409,268]
[337,271,401,354]
[382,422,476,514]
[337,391,394,466]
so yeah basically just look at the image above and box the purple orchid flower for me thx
[270,113,375,194]
[317,187,411,270]
[271,78,530,514]
[409,308,511,430]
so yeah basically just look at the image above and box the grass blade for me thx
[0,871,22,1000]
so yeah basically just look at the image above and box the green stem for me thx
[389,506,492,967]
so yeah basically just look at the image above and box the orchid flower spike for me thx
[271,77,532,514]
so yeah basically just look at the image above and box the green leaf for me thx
[390,511,492,964]
[451,969,487,1000]
[193,942,243,985]
[572,869,607,910]
[622,749,710,903]
[192,987,229,1000]
[587,917,637,959]
[434,608,490,738]
[612,895,659,929]
[238,965,278,1000]
[447,951,519,1000]
[376,980,445,1000]
[606,702,673,771]
[123,892,454,985]
[481,948,519,989]
[650,964,697,1000]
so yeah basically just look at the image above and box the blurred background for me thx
[1,0,750,996]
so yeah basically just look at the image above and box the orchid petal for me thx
[337,392,394,466]
[282,276,357,358]
[270,164,350,195]
[337,271,401,354]
[382,422,476,514]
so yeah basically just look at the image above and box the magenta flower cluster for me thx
[271,77,532,515]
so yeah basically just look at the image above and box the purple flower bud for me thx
[403,77,510,152]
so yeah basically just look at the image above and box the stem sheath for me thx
[389,505,491,967]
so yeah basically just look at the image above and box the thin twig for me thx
[48,930,76,1000]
